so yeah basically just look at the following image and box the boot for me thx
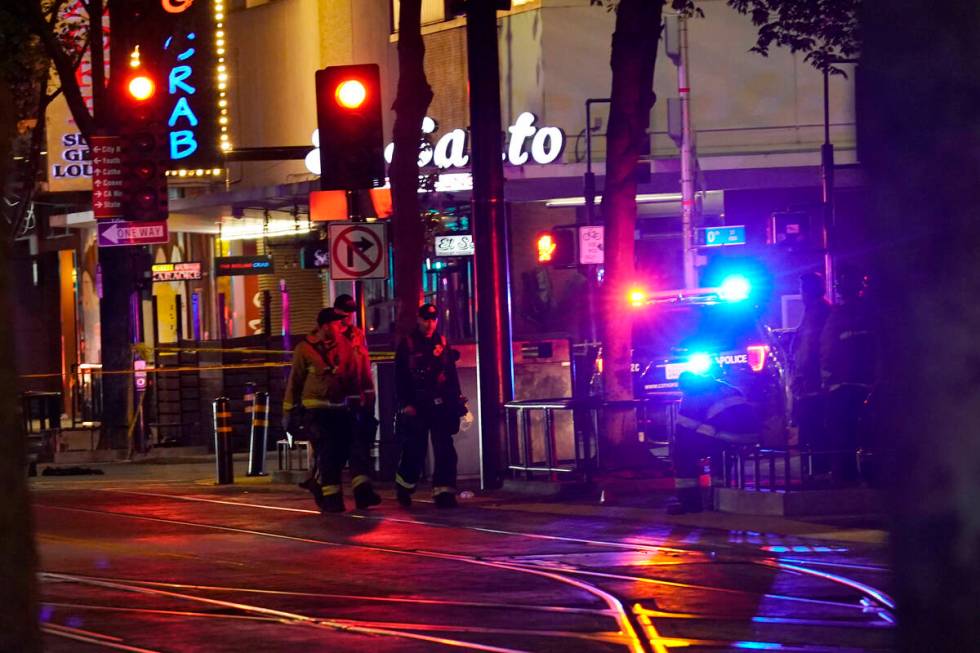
[666,486,703,515]
[298,476,323,508]
[320,492,345,514]
[354,483,382,509]
[434,492,458,509]
[396,486,413,508]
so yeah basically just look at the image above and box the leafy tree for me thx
[390,0,434,341]
[728,0,860,73]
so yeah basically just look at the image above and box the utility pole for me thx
[466,0,514,490]
[678,15,698,290]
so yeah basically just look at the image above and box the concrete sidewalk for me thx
[31,453,889,547]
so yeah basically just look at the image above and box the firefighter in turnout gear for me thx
[670,371,760,514]
[334,294,382,509]
[282,308,378,513]
[394,304,467,508]
[820,267,876,484]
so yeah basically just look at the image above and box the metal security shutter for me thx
[257,240,325,337]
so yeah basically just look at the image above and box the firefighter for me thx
[669,371,760,514]
[334,293,381,509]
[790,272,832,473]
[394,303,468,508]
[820,267,876,483]
[282,308,377,513]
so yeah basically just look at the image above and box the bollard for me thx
[244,381,256,416]
[213,397,234,484]
[247,391,271,476]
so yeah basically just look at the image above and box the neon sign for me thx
[152,0,227,170]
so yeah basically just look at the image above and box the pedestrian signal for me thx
[535,226,577,268]
[315,64,385,191]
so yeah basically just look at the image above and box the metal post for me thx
[678,15,698,290]
[467,0,515,491]
[213,397,233,484]
[174,294,183,343]
[247,391,270,476]
[821,67,836,300]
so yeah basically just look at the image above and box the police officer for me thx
[670,371,760,514]
[820,267,876,483]
[334,293,382,509]
[790,272,832,472]
[394,303,467,508]
[282,308,378,513]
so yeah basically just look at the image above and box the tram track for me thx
[34,489,895,652]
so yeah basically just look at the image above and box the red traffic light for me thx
[536,232,557,263]
[335,79,367,109]
[127,74,155,101]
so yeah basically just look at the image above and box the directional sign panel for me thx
[90,135,125,220]
[98,220,169,248]
[328,222,388,280]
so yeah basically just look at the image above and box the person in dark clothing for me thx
[394,303,467,508]
[333,293,381,510]
[790,272,832,473]
[820,267,876,484]
[669,372,760,514]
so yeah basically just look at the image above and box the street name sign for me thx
[97,220,169,247]
[699,225,747,248]
[91,135,125,220]
[328,222,388,280]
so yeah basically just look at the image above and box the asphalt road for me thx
[31,467,895,652]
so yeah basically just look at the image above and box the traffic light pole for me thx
[467,0,514,491]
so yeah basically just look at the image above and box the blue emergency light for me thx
[719,275,752,302]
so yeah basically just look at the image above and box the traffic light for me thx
[535,226,577,268]
[117,62,169,221]
[315,64,384,191]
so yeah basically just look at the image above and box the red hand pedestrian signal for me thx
[536,232,557,263]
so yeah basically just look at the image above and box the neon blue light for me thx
[732,642,783,650]
[169,66,196,95]
[168,97,200,127]
[177,47,197,61]
[170,131,198,159]
[688,353,712,375]
[719,275,751,302]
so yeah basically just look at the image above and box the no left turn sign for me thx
[327,222,388,280]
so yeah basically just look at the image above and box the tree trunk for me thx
[860,1,980,650]
[0,76,42,653]
[390,0,433,341]
[599,0,665,467]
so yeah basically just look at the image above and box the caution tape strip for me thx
[18,353,395,380]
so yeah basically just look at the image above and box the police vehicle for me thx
[628,275,787,443]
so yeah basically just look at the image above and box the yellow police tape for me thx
[18,351,395,379]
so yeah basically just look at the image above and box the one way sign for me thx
[327,222,388,280]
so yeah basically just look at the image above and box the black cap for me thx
[418,303,438,320]
[316,307,345,326]
[334,294,356,314]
